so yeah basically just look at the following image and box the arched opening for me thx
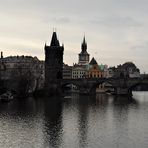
[90,82,105,94]
[129,82,148,92]
[61,83,80,93]
[90,81,115,94]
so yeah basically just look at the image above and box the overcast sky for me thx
[0,0,148,73]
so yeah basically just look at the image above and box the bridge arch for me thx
[128,81,148,92]
[61,78,148,95]
[89,80,115,94]
[61,82,81,93]
[61,78,115,94]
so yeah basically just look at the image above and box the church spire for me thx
[50,31,60,46]
[81,36,87,52]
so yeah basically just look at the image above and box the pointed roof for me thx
[89,57,98,65]
[50,32,60,46]
[81,36,87,51]
[83,36,86,44]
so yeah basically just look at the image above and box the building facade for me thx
[0,53,44,93]
[63,63,72,79]
[85,57,108,92]
[86,57,107,78]
[72,64,87,79]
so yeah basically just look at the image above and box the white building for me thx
[72,64,87,79]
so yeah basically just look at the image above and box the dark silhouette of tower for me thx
[78,36,90,65]
[44,32,64,95]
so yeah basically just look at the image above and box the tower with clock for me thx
[78,36,90,65]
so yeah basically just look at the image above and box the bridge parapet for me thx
[62,78,107,87]
[61,77,148,95]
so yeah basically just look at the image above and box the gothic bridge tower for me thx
[44,32,64,95]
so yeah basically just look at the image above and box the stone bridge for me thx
[61,78,106,94]
[61,77,148,96]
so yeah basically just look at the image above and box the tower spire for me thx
[81,36,87,51]
[83,36,86,44]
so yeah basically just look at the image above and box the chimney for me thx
[1,51,3,59]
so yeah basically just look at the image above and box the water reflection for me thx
[42,98,63,148]
[0,92,148,148]
[77,95,91,148]
[111,96,139,147]
[0,98,45,148]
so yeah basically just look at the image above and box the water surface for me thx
[0,91,148,148]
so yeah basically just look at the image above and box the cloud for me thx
[0,0,148,72]
[52,17,71,24]
[130,42,148,56]
[90,16,142,28]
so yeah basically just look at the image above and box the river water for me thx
[0,91,148,148]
